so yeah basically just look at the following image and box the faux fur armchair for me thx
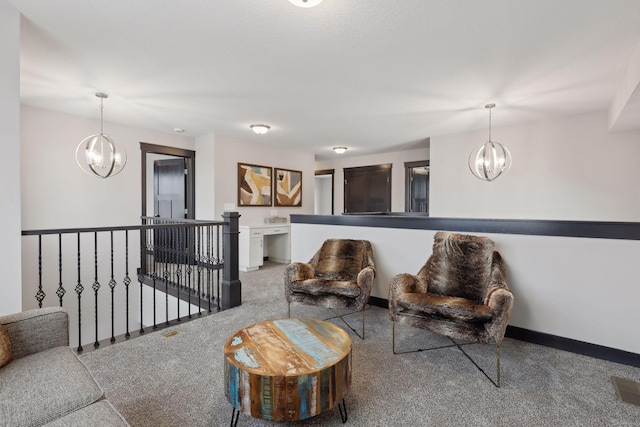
[285,239,376,338]
[388,231,513,386]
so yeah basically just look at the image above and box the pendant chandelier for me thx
[288,0,324,7]
[468,103,511,182]
[75,93,127,178]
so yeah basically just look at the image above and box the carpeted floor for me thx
[81,262,640,426]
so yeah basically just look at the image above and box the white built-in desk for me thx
[238,224,291,272]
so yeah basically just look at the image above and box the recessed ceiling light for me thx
[332,146,348,154]
[250,124,271,135]
[288,0,324,8]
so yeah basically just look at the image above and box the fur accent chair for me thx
[285,239,376,338]
[388,231,513,386]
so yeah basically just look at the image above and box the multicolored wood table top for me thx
[224,317,352,422]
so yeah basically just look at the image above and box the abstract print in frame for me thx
[274,168,302,207]
[238,163,272,206]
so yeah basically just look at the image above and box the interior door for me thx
[344,164,391,213]
[405,161,429,214]
[154,158,186,263]
[409,166,429,213]
[154,159,186,219]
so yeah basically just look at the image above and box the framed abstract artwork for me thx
[238,163,272,206]
[274,168,302,207]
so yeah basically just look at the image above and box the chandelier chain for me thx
[488,105,492,142]
[100,97,104,135]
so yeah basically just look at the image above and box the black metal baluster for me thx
[217,225,221,311]
[124,230,131,338]
[197,225,202,314]
[138,228,145,334]
[187,226,193,319]
[93,232,100,348]
[175,226,182,322]
[109,231,117,343]
[152,222,158,329]
[172,224,177,313]
[207,225,212,313]
[76,233,84,352]
[35,235,46,307]
[164,223,169,326]
[57,234,66,306]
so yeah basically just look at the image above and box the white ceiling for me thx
[11,0,640,159]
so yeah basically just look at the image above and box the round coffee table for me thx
[224,317,352,424]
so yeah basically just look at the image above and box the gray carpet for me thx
[81,262,640,426]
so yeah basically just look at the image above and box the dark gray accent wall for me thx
[291,214,640,241]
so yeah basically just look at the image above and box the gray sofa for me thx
[0,307,129,427]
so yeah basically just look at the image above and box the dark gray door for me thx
[154,158,186,219]
[344,164,392,213]
[405,161,430,214]
[153,158,187,263]
[409,166,429,213]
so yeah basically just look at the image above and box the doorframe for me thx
[314,169,335,215]
[404,160,430,213]
[141,143,196,219]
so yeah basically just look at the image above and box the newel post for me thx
[222,211,241,309]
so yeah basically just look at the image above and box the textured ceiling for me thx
[11,0,640,159]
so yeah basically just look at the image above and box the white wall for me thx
[315,147,429,214]
[291,222,640,354]
[0,2,22,315]
[430,111,640,221]
[21,105,195,230]
[201,133,315,226]
[20,105,195,346]
[195,132,216,220]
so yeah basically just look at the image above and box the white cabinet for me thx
[249,234,263,268]
[239,225,290,272]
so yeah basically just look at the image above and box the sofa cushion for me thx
[0,324,11,368]
[290,279,362,298]
[0,346,104,427]
[397,292,494,323]
[43,400,129,427]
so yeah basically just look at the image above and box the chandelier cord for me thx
[488,106,492,142]
[100,97,104,135]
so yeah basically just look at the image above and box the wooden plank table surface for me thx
[224,317,352,422]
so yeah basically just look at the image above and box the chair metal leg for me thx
[392,321,503,387]
[392,320,457,355]
[322,305,369,340]
[287,301,291,318]
[496,345,501,387]
[452,339,502,388]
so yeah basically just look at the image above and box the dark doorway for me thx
[315,169,334,215]
[154,158,186,219]
[140,143,195,220]
[141,143,196,267]
[405,160,429,214]
[343,164,392,213]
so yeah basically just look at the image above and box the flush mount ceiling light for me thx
[75,93,127,178]
[468,103,512,182]
[250,124,271,135]
[332,146,348,154]
[288,0,324,7]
